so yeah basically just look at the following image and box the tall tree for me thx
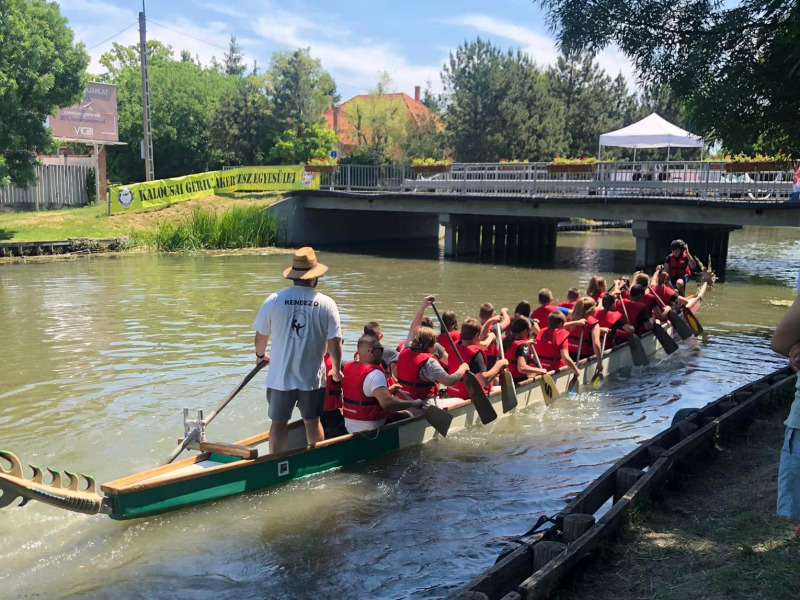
[440,38,508,162]
[537,0,800,155]
[0,0,89,188]
[267,48,338,133]
[223,35,246,77]
[547,52,626,157]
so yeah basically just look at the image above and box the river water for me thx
[0,227,797,599]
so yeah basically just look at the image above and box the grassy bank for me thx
[556,406,800,600]
[0,193,283,243]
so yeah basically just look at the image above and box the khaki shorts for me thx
[778,427,800,520]
[267,388,325,421]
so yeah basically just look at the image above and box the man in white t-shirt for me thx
[342,334,425,433]
[253,247,343,454]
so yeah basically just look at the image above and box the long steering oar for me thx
[495,324,517,412]
[648,285,694,340]
[591,331,608,388]
[397,390,453,437]
[529,338,560,405]
[430,303,497,424]
[568,325,584,394]
[163,360,268,465]
[619,300,649,367]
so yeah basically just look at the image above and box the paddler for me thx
[478,302,511,368]
[586,276,607,304]
[595,293,633,347]
[557,288,580,314]
[651,267,692,307]
[253,247,342,455]
[664,239,697,295]
[530,288,557,330]
[341,334,425,433]
[364,321,400,374]
[503,316,548,383]
[438,310,461,349]
[533,312,580,377]
[566,297,604,360]
[446,318,509,398]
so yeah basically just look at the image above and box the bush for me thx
[146,205,279,251]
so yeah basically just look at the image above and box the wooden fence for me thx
[0,164,92,209]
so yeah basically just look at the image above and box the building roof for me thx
[323,92,434,148]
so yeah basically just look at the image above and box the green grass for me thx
[0,193,283,244]
[143,205,279,250]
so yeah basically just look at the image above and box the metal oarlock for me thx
[182,408,206,442]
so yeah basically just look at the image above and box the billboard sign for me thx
[48,82,118,142]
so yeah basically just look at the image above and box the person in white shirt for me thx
[253,247,342,454]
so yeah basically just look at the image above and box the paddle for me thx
[430,303,497,424]
[397,390,453,437]
[529,337,560,405]
[619,300,649,367]
[494,324,518,412]
[683,307,704,336]
[648,284,694,340]
[568,324,584,394]
[591,331,608,388]
[652,322,679,354]
[163,360,268,465]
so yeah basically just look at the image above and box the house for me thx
[322,86,435,156]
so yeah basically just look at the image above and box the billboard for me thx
[48,82,118,142]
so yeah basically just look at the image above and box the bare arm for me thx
[405,295,435,347]
[772,292,800,356]
[498,307,511,331]
[685,245,697,269]
[591,325,602,358]
[436,362,469,387]
[373,386,423,412]
[561,346,579,376]
[254,332,269,363]
[327,337,343,381]
[517,354,546,377]
[477,358,509,386]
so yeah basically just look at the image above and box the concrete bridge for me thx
[269,189,800,273]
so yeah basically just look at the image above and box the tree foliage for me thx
[0,0,89,187]
[208,75,272,166]
[223,35,246,77]
[537,0,800,154]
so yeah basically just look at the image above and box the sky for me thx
[56,0,636,99]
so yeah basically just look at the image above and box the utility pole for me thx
[139,2,155,181]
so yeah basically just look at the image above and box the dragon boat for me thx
[0,281,709,521]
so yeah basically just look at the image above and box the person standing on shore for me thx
[253,247,343,455]
[771,271,800,530]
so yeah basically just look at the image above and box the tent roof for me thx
[599,113,703,148]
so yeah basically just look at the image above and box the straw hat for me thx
[283,247,328,280]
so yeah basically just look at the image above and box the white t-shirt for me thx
[345,369,389,433]
[252,285,341,391]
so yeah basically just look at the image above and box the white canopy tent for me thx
[598,113,703,161]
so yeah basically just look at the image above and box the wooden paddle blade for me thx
[500,371,518,413]
[652,323,679,354]
[464,371,497,424]
[424,405,453,437]
[541,373,560,405]
[629,334,649,366]
[668,310,694,340]
[684,309,703,336]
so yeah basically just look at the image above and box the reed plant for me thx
[146,205,279,251]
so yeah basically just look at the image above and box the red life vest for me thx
[568,315,598,356]
[341,362,389,421]
[667,252,691,279]
[323,354,342,411]
[437,330,460,351]
[651,284,678,306]
[595,309,623,347]
[590,292,604,304]
[504,338,531,379]
[530,304,556,330]
[534,327,570,371]
[557,300,575,310]
[396,347,438,400]
[446,343,488,399]
[616,299,648,335]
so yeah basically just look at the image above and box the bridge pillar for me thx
[480,224,494,259]
[632,220,739,274]
[494,223,507,260]
[506,224,519,259]
[458,223,480,256]
[440,214,456,256]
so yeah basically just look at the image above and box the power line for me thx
[87,21,138,50]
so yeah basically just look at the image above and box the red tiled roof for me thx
[323,92,435,148]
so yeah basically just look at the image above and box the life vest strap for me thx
[343,397,380,407]
[397,377,433,389]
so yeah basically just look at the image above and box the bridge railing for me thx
[398,161,796,201]
[319,164,408,191]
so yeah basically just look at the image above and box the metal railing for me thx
[399,161,797,201]
[0,164,92,209]
[318,164,408,191]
